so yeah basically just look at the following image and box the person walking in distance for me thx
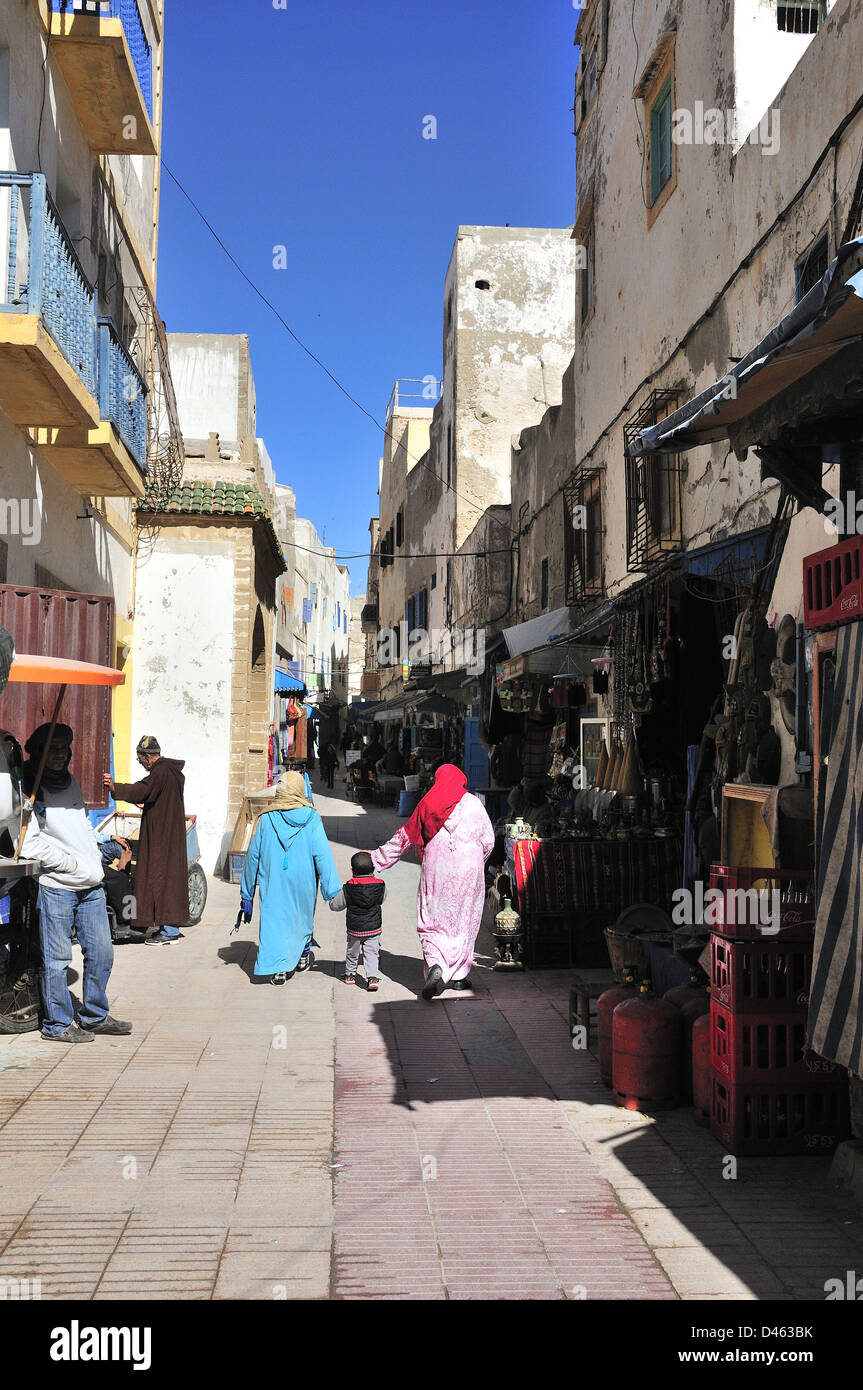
[22,723,131,1042]
[104,736,189,944]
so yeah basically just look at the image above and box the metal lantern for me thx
[493,896,525,971]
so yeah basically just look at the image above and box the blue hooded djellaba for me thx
[240,776,341,976]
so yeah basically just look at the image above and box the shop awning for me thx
[627,239,863,459]
[407,693,456,716]
[373,695,410,721]
[347,700,383,716]
[682,524,784,591]
[502,606,573,658]
[274,671,305,695]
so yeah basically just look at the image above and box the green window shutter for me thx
[650,77,673,205]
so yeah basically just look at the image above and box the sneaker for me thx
[271,972,288,986]
[343,973,356,985]
[295,951,315,972]
[145,930,181,945]
[41,1023,94,1044]
[366,977,380,992]
[80,1015,133,1035]
[421,964,443,1001]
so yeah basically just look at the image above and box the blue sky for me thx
[157,0,579,594]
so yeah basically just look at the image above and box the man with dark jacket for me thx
[103,735,189,944]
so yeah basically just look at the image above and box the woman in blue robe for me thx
[240,772,340,983]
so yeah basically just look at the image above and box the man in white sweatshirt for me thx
[22,723,132,1043]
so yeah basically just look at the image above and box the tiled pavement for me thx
[1,771,862,1299]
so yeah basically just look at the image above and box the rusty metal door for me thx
[0,584,115,806]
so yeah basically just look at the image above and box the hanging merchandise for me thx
[267,727,276,786]
[629,595,654,719]
[595,739,610,788]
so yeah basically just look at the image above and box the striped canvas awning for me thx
[809,620,863,1077]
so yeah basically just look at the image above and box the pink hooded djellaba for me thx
[371,765,495,983]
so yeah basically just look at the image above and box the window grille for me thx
[623,390,684,573]
[777,1,825,34]
[563,464,606,602]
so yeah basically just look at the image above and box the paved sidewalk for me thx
[0,769,862,1300]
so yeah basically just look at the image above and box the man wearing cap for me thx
[104,737,189,944]
[21,723,131,1042]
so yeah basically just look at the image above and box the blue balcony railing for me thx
[50,0,153,120]
[0,172,148,473]
[97,316,148,468]
[0,172,97,399]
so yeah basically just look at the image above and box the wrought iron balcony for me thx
[48,0,156,154]
[97,316,147,468]
[0,172,98,423]
[0,172,147,495]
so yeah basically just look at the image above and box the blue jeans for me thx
[157,925,181,939]
[38,884,113,1036]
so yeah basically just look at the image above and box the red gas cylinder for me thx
[597,970,637,1087]
[612,982,681,1111]
[691,1010,711,1125]
[680,990,711,1101]
[663,970,708,1011]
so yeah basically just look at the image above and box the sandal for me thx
[366,977,380,992]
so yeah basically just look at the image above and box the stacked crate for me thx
[707,865,847,1155]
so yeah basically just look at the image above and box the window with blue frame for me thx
[302,598,312,624]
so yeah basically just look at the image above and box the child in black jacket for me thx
[328,851,387,990]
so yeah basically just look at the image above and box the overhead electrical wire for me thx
[160,161,518,547]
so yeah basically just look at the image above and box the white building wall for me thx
[132,541,234,875]
[168,335,242,444]
[443,226,576,550]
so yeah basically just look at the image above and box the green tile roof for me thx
[138,482,286,570]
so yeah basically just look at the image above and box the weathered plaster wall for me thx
[443,226,576,550]
[573,0,861,610]
[132,537,234,875]
[377,409,433,696]
[168,334,244,444]
[452,505,512,640]
[509,358,578,623]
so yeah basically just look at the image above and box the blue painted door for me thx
[464,717,488,791]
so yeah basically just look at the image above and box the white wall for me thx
[168,335,241,443]
[132,540,234,875]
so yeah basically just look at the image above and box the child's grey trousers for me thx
[345,934,380,976]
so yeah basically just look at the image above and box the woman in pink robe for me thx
[371,764,495,998]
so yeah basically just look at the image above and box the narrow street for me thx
[0,774,861,1301]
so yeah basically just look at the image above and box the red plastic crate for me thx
[803,536,863,632]
[710,1074,848,1156]
[710,934,812,1013]
[710,1000,840,1083]
[708,865,815,941]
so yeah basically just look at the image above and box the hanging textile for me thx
[267,727,277,786]
[809,621,863,1076]
[682,743,700,896]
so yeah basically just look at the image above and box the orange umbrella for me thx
[8,654,124,687]
[6,654,125,859]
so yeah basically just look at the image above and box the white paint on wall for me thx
[132,544,234,875]
[168,335,241,443]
